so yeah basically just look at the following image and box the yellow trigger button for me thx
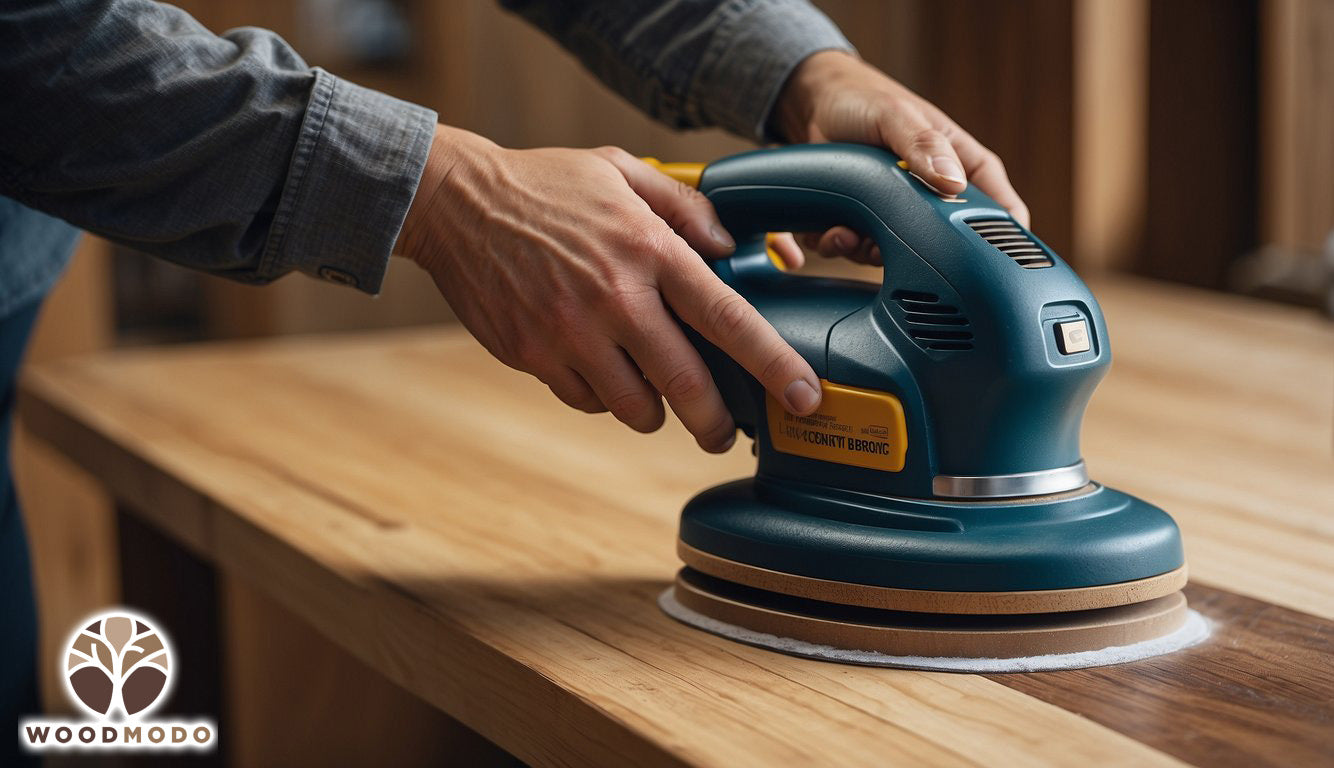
[640,158,706,189]
[765,233,788,271]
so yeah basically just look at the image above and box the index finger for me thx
[658,256,822,415]
[950,130,1031,228]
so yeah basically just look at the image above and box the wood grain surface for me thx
[17,277,1334,767]
[995,584,1334,768]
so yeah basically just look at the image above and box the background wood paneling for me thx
[1139,0,1260,287]
[1073,0,1149,272]
[1262,0,1334,253]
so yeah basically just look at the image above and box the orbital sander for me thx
[646,144,1199,669]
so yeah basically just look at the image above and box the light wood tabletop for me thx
[18,276,1334,767]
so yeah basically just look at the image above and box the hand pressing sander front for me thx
[647,145,1199,667]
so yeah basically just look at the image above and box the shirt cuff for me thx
[690,0,855,142]
[261,68,436,294]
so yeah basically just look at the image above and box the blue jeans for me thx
[1,300,41,764]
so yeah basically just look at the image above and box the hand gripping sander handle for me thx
[661,144,1110,501]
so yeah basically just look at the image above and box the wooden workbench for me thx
[18,277,1334,767]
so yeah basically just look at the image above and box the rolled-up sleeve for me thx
[261,70,435,291]
[687,1,852,141]
[0,0,436,294]
[500,0,854,142]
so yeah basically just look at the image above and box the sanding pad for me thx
[662,568,1203,669]
[679,541,1189,615]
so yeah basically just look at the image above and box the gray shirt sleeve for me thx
[499,0,854,141]
[0,0,437,294]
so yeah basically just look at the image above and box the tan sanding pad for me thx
[672,568,1191,659]
[679,540,1188,615]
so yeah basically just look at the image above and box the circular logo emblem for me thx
[65,611,172,718]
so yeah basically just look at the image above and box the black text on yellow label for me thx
[766,380,907,471]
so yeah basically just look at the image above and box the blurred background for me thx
[17,0,1333,765]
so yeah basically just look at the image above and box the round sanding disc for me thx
[679,541,1189,615]
[662,568,1205,669]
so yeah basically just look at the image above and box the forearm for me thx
[499,0,854,141]
[0,0,435,293]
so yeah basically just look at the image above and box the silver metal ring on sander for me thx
[932,460,1090,499]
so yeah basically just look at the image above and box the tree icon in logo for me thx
[66,612,171,717]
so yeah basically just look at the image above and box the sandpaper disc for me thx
[666,568,1195,662]
[679,541,1188,615]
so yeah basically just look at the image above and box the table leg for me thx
[116,507,224,766]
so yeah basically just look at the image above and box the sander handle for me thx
[694,144,1009,293]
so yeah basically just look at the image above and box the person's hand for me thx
[397,126,822,452]
[772,50,1030,265]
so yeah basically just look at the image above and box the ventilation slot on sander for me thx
[967,219,1054,269]
[892,290,974,351]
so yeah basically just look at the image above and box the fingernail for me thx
[710,224,736,249]
[715,432,737,453]
[834,232,855,252]
[930,156,966,185]
[784,379,820,414]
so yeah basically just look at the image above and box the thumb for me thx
[595,147,737,258]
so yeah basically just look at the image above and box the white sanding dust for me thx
[659,587,1210,672]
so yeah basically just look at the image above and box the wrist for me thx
[771,50,861,143]
[399,125,497,269]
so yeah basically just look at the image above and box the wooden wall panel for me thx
[1261,0,1334,252]
[1139,0,1260,288]
[1073,0,1149,272]
[819,1,925,90]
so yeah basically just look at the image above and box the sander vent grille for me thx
[891,290,974,351]
[966,219,1054,269]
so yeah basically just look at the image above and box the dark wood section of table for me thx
[995,585,1334,767]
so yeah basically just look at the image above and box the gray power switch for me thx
[1055,320,1091,355]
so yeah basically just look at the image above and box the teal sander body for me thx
[658,144,1191,662]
